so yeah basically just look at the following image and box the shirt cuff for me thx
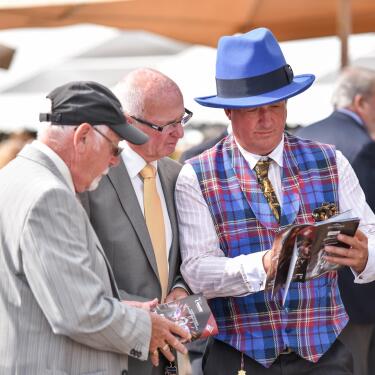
[353,235,375,283]
[231,250,268,294]
[172,283,190,294]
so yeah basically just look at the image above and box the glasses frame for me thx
[93,127,124,157]
[130,108,193,133]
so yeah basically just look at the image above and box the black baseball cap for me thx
[39,81,148,145]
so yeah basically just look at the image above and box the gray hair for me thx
[37,123,72,140]
[37,123,107,153]
[113,68,182,118]
[332,66,375,109]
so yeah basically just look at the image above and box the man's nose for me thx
[171,123,184,138]
[258,108,273,123]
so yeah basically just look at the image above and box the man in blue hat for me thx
[175,28,375,374]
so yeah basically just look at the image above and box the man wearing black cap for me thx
[0,81,190,375]
[175,28,375,374]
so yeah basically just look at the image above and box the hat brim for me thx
[109,123,149,145]
[195,74,315,109]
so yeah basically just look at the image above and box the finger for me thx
[324,245,353,258]
[165,335,188,355]
[168,321,192,341]
[150,349,159,367]
[147,298,159,309]
[324,254,356,268]
[159,344,175,362]
[336,233,357,248]
[324,250,365,269]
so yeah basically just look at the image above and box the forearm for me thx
[181,251,267,299]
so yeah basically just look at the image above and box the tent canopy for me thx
[0,0,374,46]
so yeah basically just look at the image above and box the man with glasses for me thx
[80,69,192,375]
[0,81,191,375]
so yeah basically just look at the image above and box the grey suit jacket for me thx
[80,157,185,375]
[0,145,151,375]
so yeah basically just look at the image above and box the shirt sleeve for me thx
[175,163,267,299]
[337,150,375,283]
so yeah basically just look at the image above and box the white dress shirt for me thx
[121,141,172,262]
[175,136,375,299]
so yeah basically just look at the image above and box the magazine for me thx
[265,211,360,305]
[152,294,218,341]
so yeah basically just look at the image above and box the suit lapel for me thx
[107,160,160,280]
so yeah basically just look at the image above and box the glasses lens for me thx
[95,127,122,157]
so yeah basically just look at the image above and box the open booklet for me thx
[265,210,360,305]
[151,294,218,341]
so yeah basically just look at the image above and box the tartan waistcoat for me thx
[188,133,348,368]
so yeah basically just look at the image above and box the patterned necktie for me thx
[140,164,168,301]
[254,158,281,222]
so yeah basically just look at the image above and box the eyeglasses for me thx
[93,127,124,157]
[130,108,193,133]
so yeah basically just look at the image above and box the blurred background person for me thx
[296,66,375,375]
[0,130,35,168]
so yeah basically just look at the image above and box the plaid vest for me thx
[188,133,348,368]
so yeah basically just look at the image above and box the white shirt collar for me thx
[31,140,75,193]
[234,134,284,169]
[120,141,158,178]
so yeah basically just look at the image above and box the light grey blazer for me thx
[0,145,151,375]
[80,157,187,375]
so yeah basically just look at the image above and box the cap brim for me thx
[110,123,149,145]
[195,74,315,109]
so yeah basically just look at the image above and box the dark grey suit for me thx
[295,110,371,163]
[81,156,186,375]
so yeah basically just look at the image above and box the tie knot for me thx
[254,158,271,179]
[140,164,156,179]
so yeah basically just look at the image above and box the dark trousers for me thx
[203,338,353,375]
[339,322,375,375]
[187,339,206,375]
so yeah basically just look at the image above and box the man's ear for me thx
[73,123,92,152]
[353,94,365,114]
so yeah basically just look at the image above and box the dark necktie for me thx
[254,157,281,222]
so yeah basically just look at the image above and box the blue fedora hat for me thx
[195,28,315,108]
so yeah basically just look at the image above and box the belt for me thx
[279,347,294,355]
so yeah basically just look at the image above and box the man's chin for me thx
[87,168,109,192]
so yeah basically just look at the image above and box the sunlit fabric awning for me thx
[0,0,374,44]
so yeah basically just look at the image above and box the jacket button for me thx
[121,370,128,375]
